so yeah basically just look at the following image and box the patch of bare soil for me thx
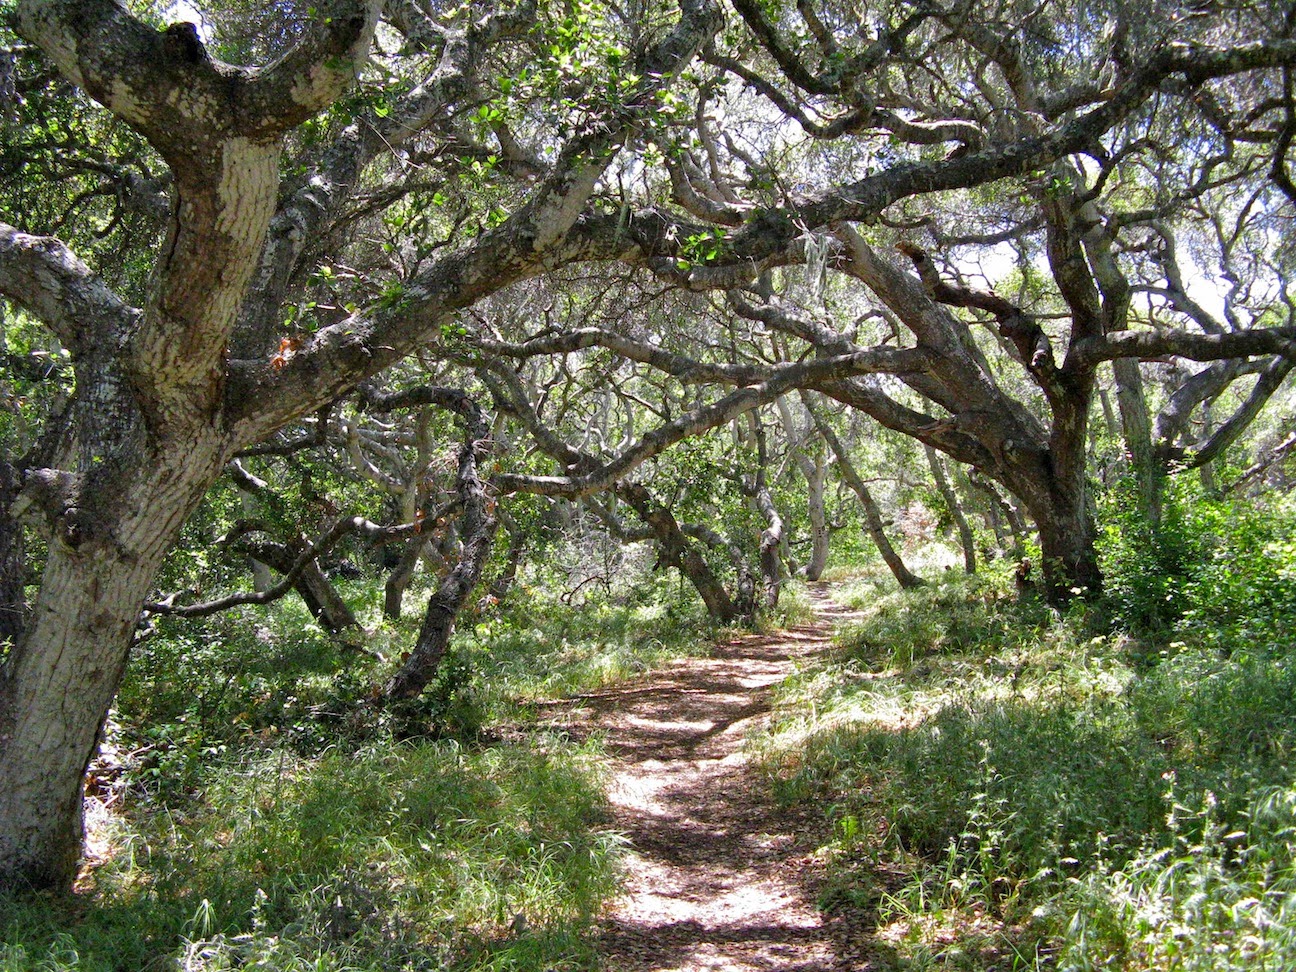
[545,585,896,971]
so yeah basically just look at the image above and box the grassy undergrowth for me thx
[754,490,1296,970]
[0,568,715,972]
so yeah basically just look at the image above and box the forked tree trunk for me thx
[384,517,497,700]
[379,388,498,701]
[681,522,758,619]
[0,0,381,887]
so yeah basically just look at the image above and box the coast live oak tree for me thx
[0,0,724,890]
[2,0,1296,891]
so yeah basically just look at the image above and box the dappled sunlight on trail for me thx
[545,586,886,971]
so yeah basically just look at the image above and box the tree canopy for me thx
[1,0,1295,891]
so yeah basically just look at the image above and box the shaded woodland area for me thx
[1,0,1296,968]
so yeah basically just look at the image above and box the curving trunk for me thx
[811,410,923,590]
[0,442,225,890]
[618,483,742,625]
[925,445,976,575]
[383,538,431,621]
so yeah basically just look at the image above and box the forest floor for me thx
[545,584,895,972]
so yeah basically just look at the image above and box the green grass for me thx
[2,566,726,972]
[753,562,1296,970]
[465,572,714,712]
[1,557,734,972]
[2,737,619,972]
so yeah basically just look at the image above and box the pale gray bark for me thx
[746,415,785,609]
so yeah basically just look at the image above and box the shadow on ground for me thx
[545,586,905,971]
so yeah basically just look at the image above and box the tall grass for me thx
[753,490,1296,971]
[3,567,711,972]
[1,738,619,972]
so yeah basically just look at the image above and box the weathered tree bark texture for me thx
[0,445,227,890]
[815,231,1105,600]
[0,0,385,890]
[5,0,1296,894]
[376,390,498,702]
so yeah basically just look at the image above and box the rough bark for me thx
[4,0,1295,892]
[0,439,226,890]
[0,0,383,890]
[373,388,498,702]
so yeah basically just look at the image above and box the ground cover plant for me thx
[754,487,1296,970]
[0,552,721,972]
[3,0,1296,963]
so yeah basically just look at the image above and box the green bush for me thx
[1101,480,1296,645]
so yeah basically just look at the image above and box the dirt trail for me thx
[546,585,871,971]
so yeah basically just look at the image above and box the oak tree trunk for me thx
[803,453,830,581]
[813,414,923,590]
[618,483,741,624]
[0,443,225,890]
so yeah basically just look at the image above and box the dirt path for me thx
[546,585,871,971]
